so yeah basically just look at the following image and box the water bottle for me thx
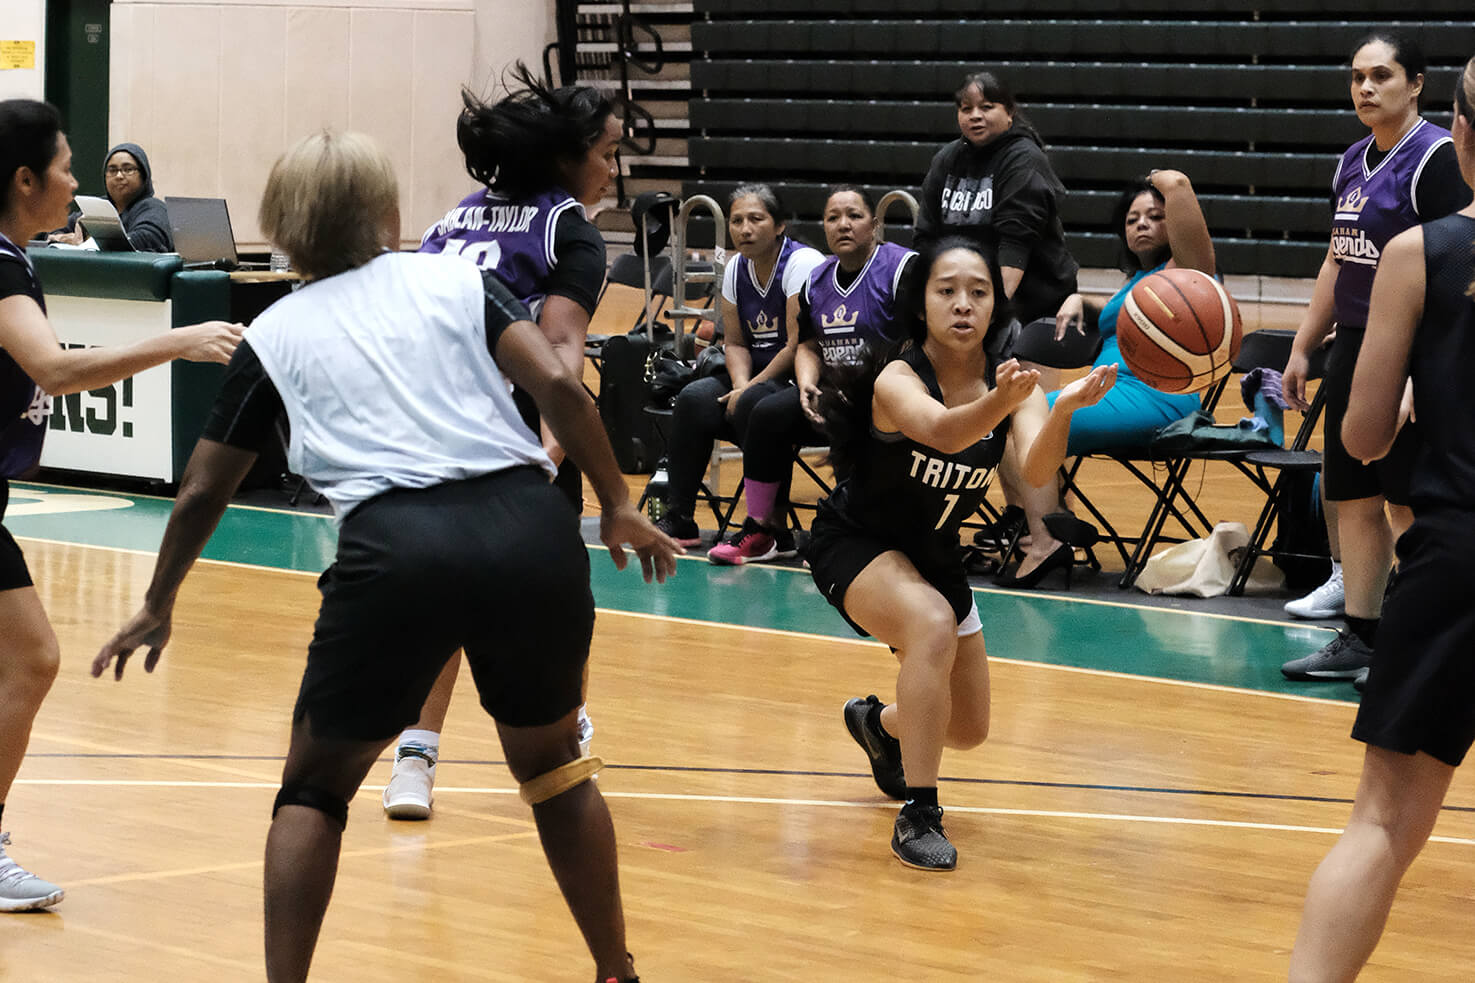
[645,459,670,520]
[269,249,290,273]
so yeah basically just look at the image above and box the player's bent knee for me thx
[519,754,604,806]
[273,783,350,831]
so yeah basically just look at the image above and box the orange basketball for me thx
[1117,267,1243,394]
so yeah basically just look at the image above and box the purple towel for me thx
[1241,367,1290,411]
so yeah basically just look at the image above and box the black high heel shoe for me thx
[993,543,1075,590]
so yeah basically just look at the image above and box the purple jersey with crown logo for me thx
[1330,118,1452,326]
[420,188,585,318]
[802,241,914,367]
[0,234,50,478]
[730,236,820,373]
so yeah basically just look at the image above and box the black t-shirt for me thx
[1336,139,1471,219]
[545,209,606,316]
[0,257,34,304]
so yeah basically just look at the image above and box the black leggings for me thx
[664,377,788,518]
[741,386,827,516]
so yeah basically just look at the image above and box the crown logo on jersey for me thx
[821,304,860,331]
[750,310,772,334]
[1334,186,1370,218]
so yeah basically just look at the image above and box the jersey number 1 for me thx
[935,494,959,531]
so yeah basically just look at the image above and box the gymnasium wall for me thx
[106,0,554,249]
[685,1,1473,284]
[1,0,47,100]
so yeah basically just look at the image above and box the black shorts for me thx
[1321,326,1417,504]
[296,467,594,741]
[1352,511,1475,766]
[0,480,34,592]
[806,507,976,639]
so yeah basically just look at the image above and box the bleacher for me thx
[684,4,1472,277]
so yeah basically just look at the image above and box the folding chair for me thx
[1226,344,1330,595]
[1105,328,1314,589]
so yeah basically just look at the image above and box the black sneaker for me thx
[891,802,957,871]
[654,512,702,548]
[843,696,906,800]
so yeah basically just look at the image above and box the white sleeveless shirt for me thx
[246,251,555,520]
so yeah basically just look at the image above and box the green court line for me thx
[7,482,1350,701]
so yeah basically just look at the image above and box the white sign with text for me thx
[40,295,174,480]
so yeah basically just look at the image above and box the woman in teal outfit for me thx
[1047,168,1214,453]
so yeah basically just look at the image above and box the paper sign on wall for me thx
[1,41,37,71]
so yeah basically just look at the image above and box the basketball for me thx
[1117,268,1243,394]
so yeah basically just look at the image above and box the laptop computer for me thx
[73,195,134,252]
[166,196,267,269]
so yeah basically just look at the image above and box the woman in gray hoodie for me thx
[100,142,173,252]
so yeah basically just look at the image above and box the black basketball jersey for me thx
[823,345,1009,569]
[0,233,49,478]
[1406,212,1475,513]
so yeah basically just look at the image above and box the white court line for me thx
[19,778,1474,847]
[15,535,1357,708]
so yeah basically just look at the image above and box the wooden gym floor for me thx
[5,293,1472,981]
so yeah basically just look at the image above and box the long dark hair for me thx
[1351,31,1428,108]
[819,237,1014,480]
[0,99,63,216]
[456,63,615,197]
[953,70,1045,148]
[1112,177,1170,274]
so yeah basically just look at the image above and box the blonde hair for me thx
[258,130,398,281]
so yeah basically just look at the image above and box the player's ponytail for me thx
[456,63,614,198]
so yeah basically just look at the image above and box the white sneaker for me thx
[577,707,594,758]
[0,833,64,912]
[382,745,436,820]
[1284,567,1345,619]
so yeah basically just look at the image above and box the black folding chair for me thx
[1226,343,1330,595]
[1104,328,1317,588]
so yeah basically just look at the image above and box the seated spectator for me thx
[48,142,173,252]
[653,184,823,545]
[988,169,1214,589]
[1046,168,1213,451]
[707,185,914,565]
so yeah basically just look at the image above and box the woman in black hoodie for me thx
[916,71,1077,328]
[100,142,173,252]
[917,71,1082,587]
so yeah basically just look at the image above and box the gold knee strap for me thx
[519,755,604,805]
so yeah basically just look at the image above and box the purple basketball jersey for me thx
[420,188,585,317]
[803,241,914,367]
[732,236,808,373]
[0,234,50,478]
[1330,118,1452,326]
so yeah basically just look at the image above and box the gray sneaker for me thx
[891,802,957,871]
[1281,630,1372,681]
[0,833,64,912]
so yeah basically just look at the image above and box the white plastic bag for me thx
[1135,521,1283,597]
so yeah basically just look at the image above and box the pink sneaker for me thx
[707,518,795,565]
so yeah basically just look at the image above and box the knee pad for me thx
[273,783,350,831]
[519,754,604,806]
